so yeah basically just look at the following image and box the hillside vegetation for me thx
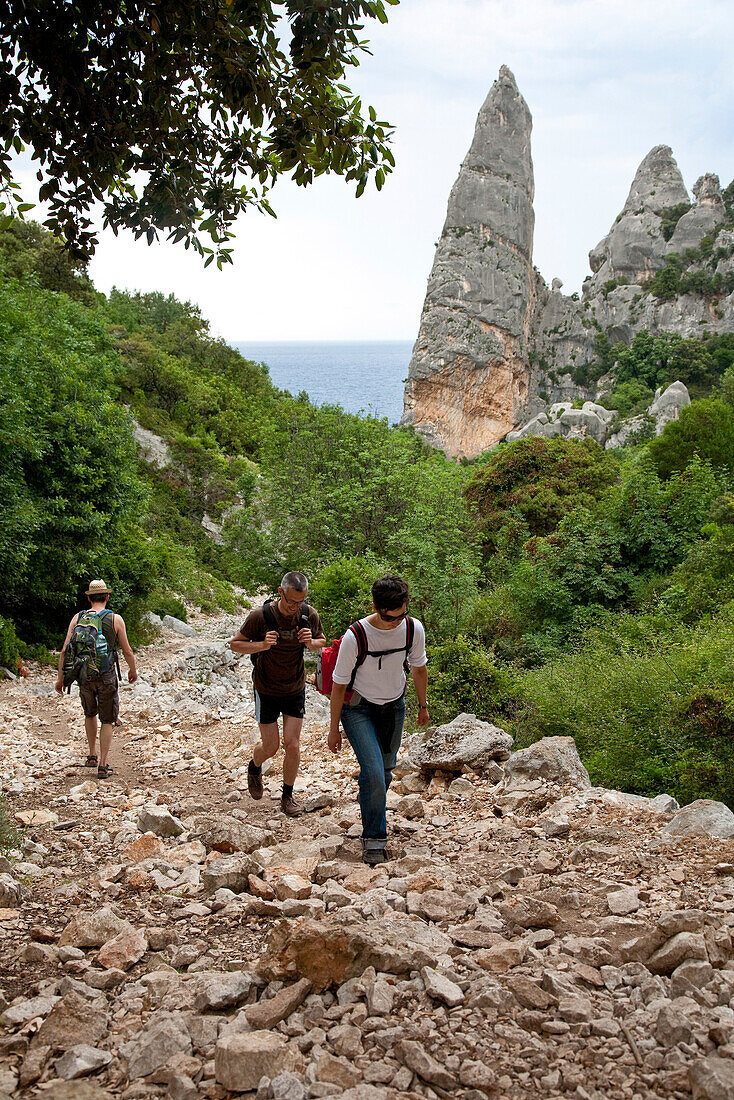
[2,221,734,807]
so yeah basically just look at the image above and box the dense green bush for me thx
[0,278,145,638]
[308,556,388,639]
[225,401,478,640]
[0,615,21,670]
[0,795,22,857]
[647,398,734,478]
[465,436,619,557]
[423,637,516,726]
[513,610,734,807]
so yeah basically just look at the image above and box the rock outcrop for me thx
[403,71,734,457]
[587,146,690,290]
[402,66,536,458]
[509,379,691,449]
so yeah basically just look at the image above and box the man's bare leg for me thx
[280,715,303,816]
[252,722,280,768]
[282,716,303,786]
[98,722,114,768]
[248,721,279,800]
[84,715,98,759]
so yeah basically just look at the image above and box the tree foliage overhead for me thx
[0,0,398,263]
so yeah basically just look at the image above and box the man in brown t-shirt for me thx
[229,571,326,816]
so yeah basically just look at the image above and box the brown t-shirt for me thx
[241,601,323,696]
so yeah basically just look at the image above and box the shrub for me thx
[465,436,619,557]
[513,610,734,807]
[149,594,188,622]
[421,637,517,727]
[0,615,21,670]
[0,794,22,856]
[308,556,387,639]
[659,203,692,242]
[647,398,734,478]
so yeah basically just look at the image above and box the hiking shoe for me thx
[362,848,387,866]
[247,766,263,800]
[280,794,302,817]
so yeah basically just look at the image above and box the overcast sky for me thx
[28,0,734,342]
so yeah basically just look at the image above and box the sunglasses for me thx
[378,609,408,623]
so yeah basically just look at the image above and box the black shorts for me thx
[254,688,306,725]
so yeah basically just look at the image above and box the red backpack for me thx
[316,618,415,703]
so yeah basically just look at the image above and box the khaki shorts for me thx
[79,667,119,724]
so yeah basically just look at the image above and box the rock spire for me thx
[402,66,536,459]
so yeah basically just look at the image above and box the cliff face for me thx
[403,73,734,458]
[401,67,536,459]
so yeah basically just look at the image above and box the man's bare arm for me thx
[229,629,278,654]
[411,665,429,727]
[55,615,79,691]
[113,615,138,682]
[329,683,348,752]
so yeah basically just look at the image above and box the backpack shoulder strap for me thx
[346,621,369,692]
[405,617,415,653]
[261,598,279,634]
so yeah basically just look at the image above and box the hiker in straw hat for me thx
[55,579,138,779]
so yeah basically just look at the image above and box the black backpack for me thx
[250,598,312,668]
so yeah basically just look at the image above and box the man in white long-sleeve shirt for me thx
[328,575,429,865]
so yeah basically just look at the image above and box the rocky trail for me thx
[3,611,734,1100]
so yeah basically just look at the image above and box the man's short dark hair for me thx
[281,571,308,593]
[372,575,409,612]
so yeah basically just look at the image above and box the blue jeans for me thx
[341,696,405,850]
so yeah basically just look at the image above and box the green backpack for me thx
[62,609,120,690]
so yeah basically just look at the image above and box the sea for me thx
[233,340,413,425]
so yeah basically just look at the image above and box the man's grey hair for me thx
[281,571,308,593]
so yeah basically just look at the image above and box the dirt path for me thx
[2,610,734,1100]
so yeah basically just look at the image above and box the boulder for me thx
[244,978,311,1030]
[201,854,258,895]
[394,1039,457,1090]
[421,967,464,1007]
[663,800,734,839]
[215,1031,297,1092]
[54,1045,113,1080]
[120,1017,192,1079]
[58,906,132,948]
[410,713,513,775]
[558,408,608,445]
[193,816,274,855]
[271,1072,306,1100]
[648,380,690,434]
[1,994,60,1028]
[162,615,197,637]
[0,874,22,908]
[258,911,452,991]
[689,1054,734,1100]
[136,804,185,838]
[97,927,147,971]
[189,971,252,1012]
[123,833,166,863]
[647,932,708,975]
[504,736,590,789]
[32,992,108,1053]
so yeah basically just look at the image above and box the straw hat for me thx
[85,579,112,597]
